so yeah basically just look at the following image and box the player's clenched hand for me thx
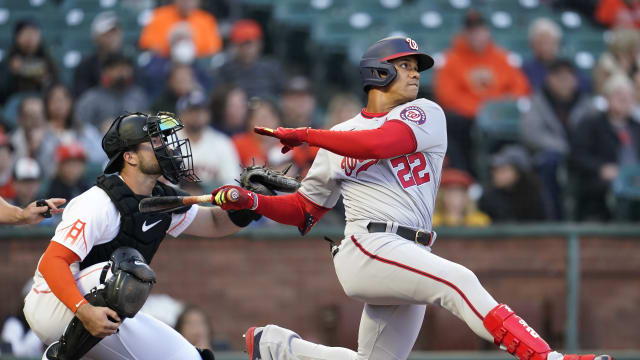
[75,303,121,337]
[254,126,309,153]
[211,185,257,211]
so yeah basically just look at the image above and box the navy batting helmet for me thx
[360,36,434,91]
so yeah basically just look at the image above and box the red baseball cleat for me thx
[243,326,263,360]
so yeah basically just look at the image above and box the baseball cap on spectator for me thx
[284,76,312,94]
[230,19,263,44]
[491,145,531,172]
[176,90,208,114]
[92,11,120,37]
[463,9,486,29]
[56,143,86,163]
[13,157,41,181]
[440,168,474,189]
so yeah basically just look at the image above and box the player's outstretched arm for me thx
[211,185,328,235]
[0,197,65,225]
[255,120,416,159]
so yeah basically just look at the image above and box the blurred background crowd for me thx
[0,0,640,229]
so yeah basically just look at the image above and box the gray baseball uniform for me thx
[256,98,499,360]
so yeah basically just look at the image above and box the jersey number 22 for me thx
[391,152,430,188]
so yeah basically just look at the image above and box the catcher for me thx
[23,112,298,360]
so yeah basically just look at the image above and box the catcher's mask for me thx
[102,112,200,184]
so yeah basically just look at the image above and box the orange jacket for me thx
[139,4,222,57]
[595,0,640,28]
[434,35,530,118]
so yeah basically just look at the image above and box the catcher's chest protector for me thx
[80,174,191,269]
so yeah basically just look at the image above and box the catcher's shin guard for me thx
[45,247,156,360]
[483,304,552,360]
[43,289,112,360]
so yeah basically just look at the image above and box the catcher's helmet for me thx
[360,36,434,91]
[102,112,199,184]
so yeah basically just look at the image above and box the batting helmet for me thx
[102,112,199,184]
[360,36,434,91]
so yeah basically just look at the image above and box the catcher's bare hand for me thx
[211,185,256,211]
[20,198,66,224]
[254,126,309,153]
[76,303,121,337]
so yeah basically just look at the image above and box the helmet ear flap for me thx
[359,59,397,91]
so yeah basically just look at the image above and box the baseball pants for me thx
[258,232,499,360]
[23,262,201,360]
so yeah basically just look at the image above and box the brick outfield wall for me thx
[1,234,639,351]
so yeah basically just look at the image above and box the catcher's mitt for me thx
[239,163,301,195]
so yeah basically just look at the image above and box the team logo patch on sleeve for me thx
[400,106,427,125]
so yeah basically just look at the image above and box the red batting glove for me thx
[211,185,257,211]
[254,126,309,153]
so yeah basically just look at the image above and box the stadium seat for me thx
[473,99,527,182]
[612,164,640,221]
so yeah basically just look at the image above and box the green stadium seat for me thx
[4,0,56,11]
[473,98,527,182]
[613,164,640,221]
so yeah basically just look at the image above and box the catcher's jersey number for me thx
[391,152,430,188]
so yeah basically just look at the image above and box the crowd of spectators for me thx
[0,0,638,233]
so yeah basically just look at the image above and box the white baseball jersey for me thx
[251,99,502,360]
[24,183,205,360]
[30,184,198,293]
[299,98,447,234]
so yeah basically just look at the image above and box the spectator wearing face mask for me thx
[216,19,285,99]
[74,54,149,131]
[139,0,222,58]
[139,22,211,101]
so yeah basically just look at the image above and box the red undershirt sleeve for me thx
[38,241,87,313]
[254,192,330,235]
[306,120,417,159]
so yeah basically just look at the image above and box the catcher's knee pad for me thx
[103,247,156,317]
[47,247,156,360]
[483,304,551,360]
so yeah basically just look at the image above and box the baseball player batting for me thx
[211,37,612,360]
[23,112,264,360]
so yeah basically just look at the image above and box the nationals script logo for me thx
[342,157,378,177]
[400,106,426,125]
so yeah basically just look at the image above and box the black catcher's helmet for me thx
[359,36,434,91]
[102,112,199,184]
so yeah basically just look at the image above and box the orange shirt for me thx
[233,132,268,166]
[434,35,530,118]
[595,0,640,28]
[139,4,222,57]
